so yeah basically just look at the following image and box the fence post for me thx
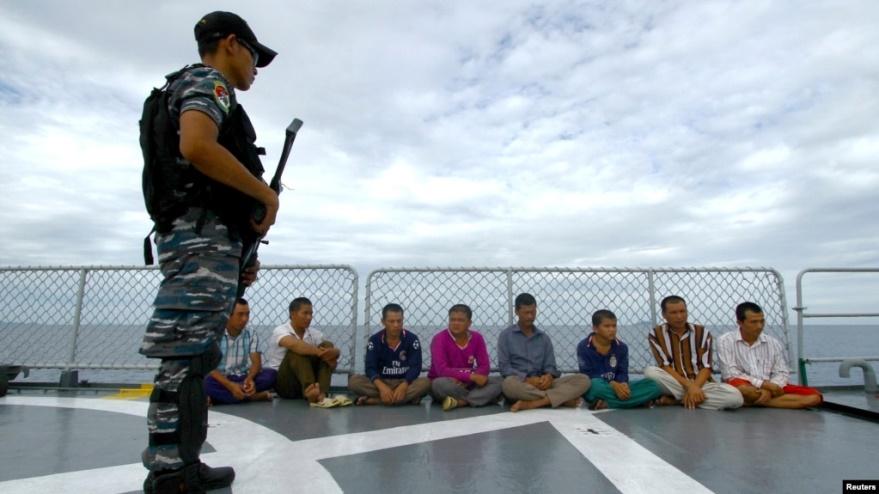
[647,270,657,329]
[62,268,87,387]
[347,269,359,375]
[506,269,514,327]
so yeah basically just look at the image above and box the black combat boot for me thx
[189,462,235,490]
[143,463,234,493]
[143,469,190,494]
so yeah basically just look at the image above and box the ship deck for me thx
[1,387,877,493]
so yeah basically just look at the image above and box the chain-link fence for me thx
[0,265,358,377]
[1,265,785,380]
[363,267,788,374]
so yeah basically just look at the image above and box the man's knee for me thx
[431,377,459,396]
[710,383,744,408]
[568,374,591,393]
[643,366,664,380]
[501,376,527,396]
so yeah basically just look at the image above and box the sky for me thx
[0,0,877,315]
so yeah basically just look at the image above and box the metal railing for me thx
[794,268,879,385]
[363,267,789,374]
[0,265,789,381]
[0,265,359,375]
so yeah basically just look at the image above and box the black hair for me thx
[660,295,686,313]
[288,297,312,313]
[591,309,617,326]
[448,304,472,320]
[514,293,537,309]
[197,37,223,58]
[381,303,404,320]
[236,297,248,306]
[736,301,763,322]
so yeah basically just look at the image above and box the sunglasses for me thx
[237,38,259,66]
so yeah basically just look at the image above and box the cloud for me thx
[0,0,877,316]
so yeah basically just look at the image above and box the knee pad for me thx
[190,342,221,377]
[177,373,208,464]
[148,351,215,465]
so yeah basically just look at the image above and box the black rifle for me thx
[237,118,303,297]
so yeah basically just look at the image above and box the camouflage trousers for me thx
[140,209,242,472]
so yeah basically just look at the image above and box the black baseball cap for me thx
[194,11,277,68]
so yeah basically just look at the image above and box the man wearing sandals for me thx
[348,303,431,405]
[428,304,503,411]
[577,309,664,409]
[265,297,341,405]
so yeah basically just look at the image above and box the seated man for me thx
[205,298,276,404]
[348,303,431,405]
[428,304,503,411]
[577,309,664,409]
[645,295,743,410]
[264,297,340,404]
[499,293,591,412]
[718,301,822,408]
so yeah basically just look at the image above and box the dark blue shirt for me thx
[364,329,423,383]
[576,333,629,383]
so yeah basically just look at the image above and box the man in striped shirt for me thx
[645,295,743,410]
[717,302,822,408]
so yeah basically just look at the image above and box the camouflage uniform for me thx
[140,65,241,472]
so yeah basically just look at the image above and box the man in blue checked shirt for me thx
[204,298,276,404]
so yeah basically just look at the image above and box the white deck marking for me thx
[0,396,714,494]
[548,409,714,494]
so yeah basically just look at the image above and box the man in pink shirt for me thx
[428,304,502,411]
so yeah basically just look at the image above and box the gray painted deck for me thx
[0,390,877,493]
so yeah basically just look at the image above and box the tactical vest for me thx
[139,66,265,262]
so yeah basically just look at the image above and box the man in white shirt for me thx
[265,297,340,403]
[717,302,821,409]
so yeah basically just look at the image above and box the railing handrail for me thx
[795,267,879,385]
[364,266,788,374]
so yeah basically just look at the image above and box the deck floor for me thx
[0,390,877,493]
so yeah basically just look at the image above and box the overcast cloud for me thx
[0,0,877,312]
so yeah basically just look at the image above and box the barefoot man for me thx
[499,293,590,412]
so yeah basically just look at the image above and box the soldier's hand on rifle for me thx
[240,259,260,287]
[251,188,279,235]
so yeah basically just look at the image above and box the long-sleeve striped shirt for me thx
[716,330,789,388]
[648,323,712,380]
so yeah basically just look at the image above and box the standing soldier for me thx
[138,11,278,493]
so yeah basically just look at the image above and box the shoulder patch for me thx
[213,81,231,113]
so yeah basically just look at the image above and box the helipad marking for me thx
[0,396,713,494]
